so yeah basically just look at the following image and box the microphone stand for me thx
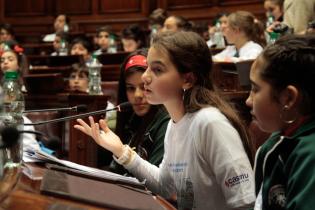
[24,107,117,126]
[24,102,131,126]
[23,105,87,113]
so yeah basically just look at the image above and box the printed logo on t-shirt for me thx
[224,173,249,188]
[168,162,188,173]
[268,184,286,209]
[177,178,195,209]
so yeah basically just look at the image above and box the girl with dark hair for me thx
[148,8,168,33]
[0,40,27,87]
[108,48,169,173]
[213,11,265,62]
[70,37,93,65]
[75,31,255,209]
[0,23,15,44]
[121,24,147,52]
[162,15,193,32]
[43,14,70,42]
[0,42,40,152]
[246,34,315,210]
[264,0,284,22]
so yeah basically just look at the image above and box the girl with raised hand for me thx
[75,31,255,210]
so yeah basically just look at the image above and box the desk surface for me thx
[0,163,176,210]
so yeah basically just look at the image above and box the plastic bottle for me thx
[266,13,275,28]
[107,34,117,53]
[58,39,68,56]
[268,31,280,45]
[213,21,225,49]
[1,71,24,167]
[87,54,103,95]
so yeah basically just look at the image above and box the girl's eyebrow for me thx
[149,60,166,67]
[249,79,259,87]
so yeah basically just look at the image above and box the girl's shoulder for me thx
[189,107,230,129]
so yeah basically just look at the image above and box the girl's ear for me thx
[182,72,196,90]
[279,85,300,109]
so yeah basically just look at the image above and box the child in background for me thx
[162,15,192,32]
[75,31,255,210]
[0,43,40,152]
[93,26,112,55]
[43,14,70,42]
[51,31,69,56]
[70,37,93,65]
[121,24,146,52]
[68,64,116,129]
[68,64,89,93]
[0,40,27,89]
[0,23,15,45]
[264,0,284,22]
[246,35,315,210]
[148,8,168,34]
[213,11,265,62]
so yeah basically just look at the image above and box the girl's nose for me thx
[134,87,144,98]
[141,68,151,84]
[245,93,252,108]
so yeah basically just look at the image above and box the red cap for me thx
[125,55,147,71]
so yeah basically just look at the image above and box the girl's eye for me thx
[151,66,163,74]
[250,85,259,93]
[126,86,135,91]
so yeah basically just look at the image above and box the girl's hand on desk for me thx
[74,116,124,158]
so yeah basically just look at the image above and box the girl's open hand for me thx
[74,116,124,157]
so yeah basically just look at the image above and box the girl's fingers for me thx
[76,118,90,128]
[74,118,92,135]
[99,119,110,133]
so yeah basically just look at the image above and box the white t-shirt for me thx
[213,41,263,62]
[125,107,255,210]
[43,33,56,42]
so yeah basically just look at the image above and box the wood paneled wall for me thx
[0,0,264,43]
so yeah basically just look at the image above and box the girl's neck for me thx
[235,36,249,51]
[164,100,186,123]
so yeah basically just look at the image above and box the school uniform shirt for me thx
[213,41,263,62]
[254,117,315,210]
[42,33,56,42]
[125,107,255,210]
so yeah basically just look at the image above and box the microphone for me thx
[0,126,20,149]
[24,102,132,126]
[23,104,87,113]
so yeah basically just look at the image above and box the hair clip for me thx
[125,55,147,71]
[14,45,24,54]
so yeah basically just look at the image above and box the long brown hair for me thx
[151,31,254,164]
[228,11,266,47]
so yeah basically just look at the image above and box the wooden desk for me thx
[27,55,84,67]
[212,60,254,91]
[22,43,54,56]
[97,52,129,65]
[28,64,120,82]
[0,163,176,210]
[24,93,111,167]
